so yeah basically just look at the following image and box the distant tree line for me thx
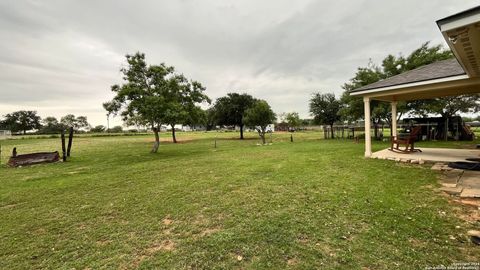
[0,112,91,134]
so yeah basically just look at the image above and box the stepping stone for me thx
[460,188,480,198]
[439,170,463,188]
[467,230,480,245]
[460,171,480,189]
[431,163,445,171]
[440,186,463,195]
[441,165,453,171]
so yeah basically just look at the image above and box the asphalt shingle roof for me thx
[352,58,466,92]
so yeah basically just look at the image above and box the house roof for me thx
[436,5,480,29]
[351,58,466,92]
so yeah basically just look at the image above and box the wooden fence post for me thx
[67,127,74,157]
[61,130,66,162]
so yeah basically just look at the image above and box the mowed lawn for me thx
[0,132,478,269]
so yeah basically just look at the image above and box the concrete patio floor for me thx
[372,147,480,163]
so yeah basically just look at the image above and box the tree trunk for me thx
[151,127,160,153]
[445,117,448,141]
[171,124,177,143]
[23,130,26,135]
[260,128,266,144]
[330,124,334,139]
[240,124,244,140]
[257,128,266,144]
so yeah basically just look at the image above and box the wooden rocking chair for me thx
[390,126,422,153]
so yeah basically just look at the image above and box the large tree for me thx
[105,52,209,152]
[1,110,42,134]
[243,100,276,144]
[212,93,256,139]
[183,105,207,130]
[38,116,65,134]
[205,107,217,131]
[309,93,341,138]
[163,79,209,143]
[124,114,148,131]
[105,53,173,152]
[285,112,301,131]
[90,125,106,133]
[60,114,90,132]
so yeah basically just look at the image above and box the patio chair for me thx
[390,126,422,153]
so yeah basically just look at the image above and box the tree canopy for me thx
[212,93,256,139]
[0,110,42,134]
[105,52,209,152]
[60,114,90,131]
[285,112,301,130]
[309,93,341,138]
[243,100,276,144]
[38,116,65,134]
[90,125,107,133]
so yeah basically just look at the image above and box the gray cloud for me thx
[0,0,477,126]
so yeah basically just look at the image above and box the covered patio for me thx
[371,147,479,163]
[351,6,480,162]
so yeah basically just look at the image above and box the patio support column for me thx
[363,97,372,157]
[391,101,397,138]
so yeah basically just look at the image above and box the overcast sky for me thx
[0,0,478,126]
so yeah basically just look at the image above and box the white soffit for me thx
[438,7,480,77]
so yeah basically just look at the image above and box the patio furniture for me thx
[390,126,422,153]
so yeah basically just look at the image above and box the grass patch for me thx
[0,131,478,269]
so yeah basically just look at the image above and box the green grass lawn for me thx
[0,132,478,269]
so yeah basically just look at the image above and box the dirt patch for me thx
[192,214,206,225]
[408,238,427,248]
[32,228,46,235]
[459,199,480,208]
[131,240,176,268]
[146,240,175,253]
[0,202,24,209]
[434,174,480,223]
[96,239,111,246]
[297,234,310,244]
[458,210,480,223]
[314,242,336,257]
[200,227,221,237]
[287,258,298,265]
[162,217,173,226]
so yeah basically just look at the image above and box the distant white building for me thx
[245,124,275,132]
[0,130,12,139]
